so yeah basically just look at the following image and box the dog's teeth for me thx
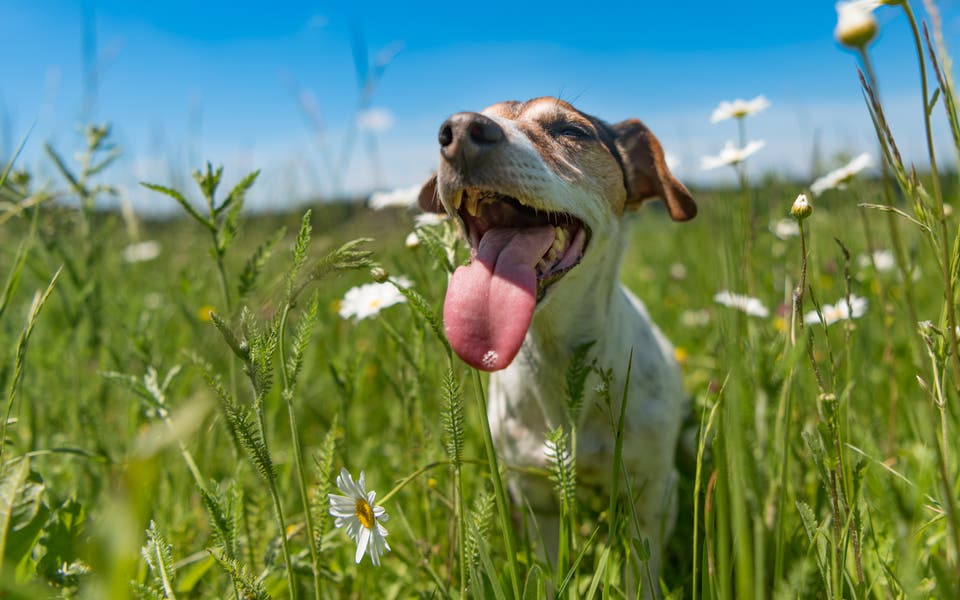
[452,190,463,209]
[465,196,480,217]
[537,259,548,273]
[551,227,567,252]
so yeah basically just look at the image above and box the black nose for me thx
[438,112,504,167]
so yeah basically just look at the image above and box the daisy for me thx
[700,140,766,170]
[338,278,411,321]
[710,95,770,124]
[835,1,881,49]
[414,212,447,227]
[810,153,872,196]
[804,295,868,326]
[770,218,800,240]
[791,193,812,220]
[714,291,770,318]
[857,249,895,272]
[368,185,419,210]
[328,468,390,565]
[122,240,161,263]
[680,309,711,327]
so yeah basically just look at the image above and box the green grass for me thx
[1,3,960,597]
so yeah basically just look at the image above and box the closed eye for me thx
[548,123,592,140]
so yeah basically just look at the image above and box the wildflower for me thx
[857,249,895,272]
[710,95,770,123]
[338,278,411,321]
[414,212,447,228]
[804,295,868,325]
[835,1,880,49]
[196,304,216,322]
[368,185,419,210]
[674,347,689,366]
[791,193,812,220]
[669,263,687,280]
[370,267,389,283]
[700,140,766,170]
[405,231,421,248]
[680,309,711,327]
[714,290,769,318]
[122,240,161,263]
[810,153,872,196]
[328,468,390,565]
[770,219,800,240]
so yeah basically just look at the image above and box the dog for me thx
[417,97,696,594]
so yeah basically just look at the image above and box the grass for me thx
[1,2,960,598]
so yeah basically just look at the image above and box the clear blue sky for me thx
[3,1,959,212]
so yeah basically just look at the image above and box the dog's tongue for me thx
[444,226,554,371]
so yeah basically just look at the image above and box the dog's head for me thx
[419,97,696,371]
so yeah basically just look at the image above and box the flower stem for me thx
[857,48,922,349]
[471,369,521,598]
[277,303,322,600]
[902,1,960,391]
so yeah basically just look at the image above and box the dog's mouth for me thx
[442,186,591,372]
[451,188,590,296]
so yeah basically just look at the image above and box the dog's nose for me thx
[438,112,504,166]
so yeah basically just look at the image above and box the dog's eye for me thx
[549,124,591,140]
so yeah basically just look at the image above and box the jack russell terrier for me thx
[417,97,696,592]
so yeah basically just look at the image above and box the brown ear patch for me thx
[613,119,697,222]
[418,174,444,213]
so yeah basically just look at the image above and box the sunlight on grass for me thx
[0,2,958,599]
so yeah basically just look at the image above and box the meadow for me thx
[1,2,960,598]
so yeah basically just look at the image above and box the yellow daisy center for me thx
[355,498,375,529]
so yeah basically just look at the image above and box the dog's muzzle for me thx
[438,112,505,172]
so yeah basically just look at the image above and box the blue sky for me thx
[3,1,959,212]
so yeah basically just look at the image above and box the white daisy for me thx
[791,193,812,220]
[804,295,868,326]
[122,240,161,263]
[810,153,872,196]
[710,95,770,123]
[405,231,421,248]
[680,309,711,327]
[835,1,881,49]
[328,468,390,565]
[338,279,410,321]
[700,140,766,170]
[857,249,895,272]
[414,212,447,227]
[770,219,801,240]
[714,291,770,318]
[368,185,420,210]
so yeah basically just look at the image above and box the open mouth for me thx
[441,186,591,372]
[450,187,590,299]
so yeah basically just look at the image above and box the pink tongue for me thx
[444,226,555,371]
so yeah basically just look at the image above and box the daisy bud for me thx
[835,1,878,49]
[791,193,812,220]
[370,267,389,283]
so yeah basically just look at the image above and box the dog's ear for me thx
[418,174,444,213]
[613,119,697,221]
